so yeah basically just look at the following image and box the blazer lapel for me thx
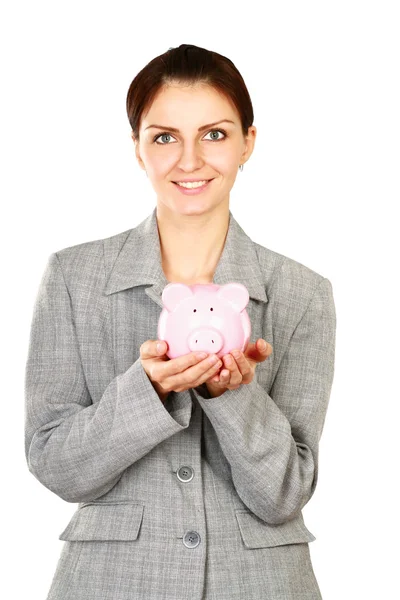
[102,207,270,380]
[103,206,269,308]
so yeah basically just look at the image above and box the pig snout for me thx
[188,328,223,354]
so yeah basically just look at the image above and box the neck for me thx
[156,202,230,284]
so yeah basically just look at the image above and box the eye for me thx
[154,132,176,145]
[153,128,227,145]
[203,129,227,142]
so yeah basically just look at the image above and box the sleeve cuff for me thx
[121,357,193,433]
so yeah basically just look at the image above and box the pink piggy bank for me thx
[157,282,251,360]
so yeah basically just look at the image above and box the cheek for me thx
[157,158,180,180]
[142,146,177,175]
[210,150,240,175]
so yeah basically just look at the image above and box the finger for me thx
[176,355,222,389]
[160,350,214,379]
[209,364,224,383]
[257,338,273,357]
[244,339,273,362]
[210,374,221,383]
[210,352,245,385]
[221,355,242,385]
[230,350,252,378]
[210,349,256,386]
[152,353,220,392]
[140,339,169,359]
[219,368,231,384]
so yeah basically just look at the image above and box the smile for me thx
[172,179,214,195]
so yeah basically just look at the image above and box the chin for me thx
[176,201,212,216]
[160,195,209,213]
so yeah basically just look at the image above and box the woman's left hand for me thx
[204,339,273,398]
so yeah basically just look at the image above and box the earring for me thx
[239,164,244,172]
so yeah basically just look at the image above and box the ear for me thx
[217,283,249,312]
[162,283,193,311]
[240,125,257,164]
[133,141,146,171]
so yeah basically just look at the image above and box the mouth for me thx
[171,178,215,195]
[172,178,214,185]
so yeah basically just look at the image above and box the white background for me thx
[2,1,399,598]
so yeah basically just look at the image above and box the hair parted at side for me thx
[126,44,254,142]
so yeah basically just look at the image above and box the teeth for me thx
[176,180,208,189]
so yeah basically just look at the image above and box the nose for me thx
[188,328,223,355]
[177,141,205,172]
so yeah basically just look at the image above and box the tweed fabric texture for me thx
[24,207,336,599]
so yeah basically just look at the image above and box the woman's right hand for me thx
[140,339,223,403]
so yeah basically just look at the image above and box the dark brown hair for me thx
[126,44,254,142]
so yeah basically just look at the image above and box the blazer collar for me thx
[103,207,268,309]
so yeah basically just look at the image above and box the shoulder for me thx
[254,241,327,288]
[50,228,133,290]
[252,241,332,319]
[44,227,137,302]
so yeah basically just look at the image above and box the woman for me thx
[25,44,336,599]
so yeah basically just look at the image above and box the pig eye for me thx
[210,307,213,311]
[193,309,196,312]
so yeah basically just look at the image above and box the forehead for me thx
[141,84,238,127]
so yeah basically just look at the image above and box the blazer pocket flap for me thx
[59,503,145,541]
[235,510,316,549]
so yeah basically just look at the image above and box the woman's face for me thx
[133,83,256,216]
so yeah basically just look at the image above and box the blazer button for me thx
[183,530,201,548]
[177,466,194,482]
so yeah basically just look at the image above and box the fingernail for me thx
[231,350,241,359]
[196,352,208,359]
[260,340,267,350]
[157,342,165,354]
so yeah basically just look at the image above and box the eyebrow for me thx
[144,119,236,133]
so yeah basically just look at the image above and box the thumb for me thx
[245,339,272,362]
[140,340,168,359]
[156,340,168,355]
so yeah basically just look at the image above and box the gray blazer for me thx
[24,207,336,600]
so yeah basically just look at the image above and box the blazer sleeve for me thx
[191,277,336,525]
[24,252,192,504]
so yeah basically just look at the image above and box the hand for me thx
[140,339,224,403]
[204,339,273,398]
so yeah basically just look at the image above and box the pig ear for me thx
[162,283,193,311]
[217,283,249,312]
